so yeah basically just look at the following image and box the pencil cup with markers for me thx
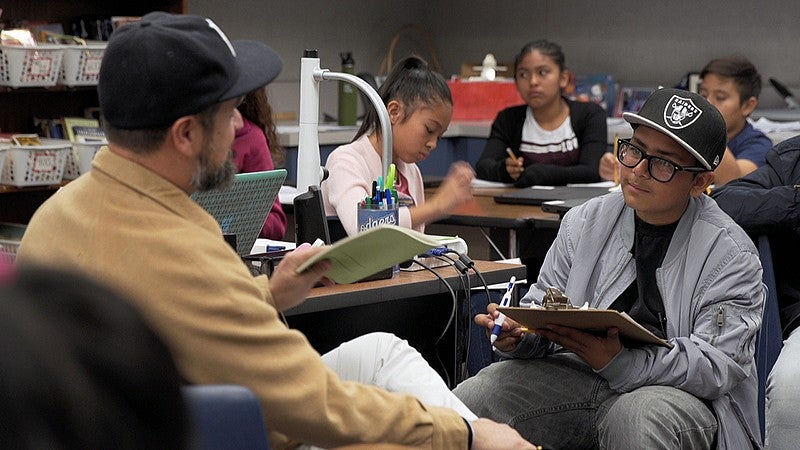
[356,184,400,280]
[357,201,399,232]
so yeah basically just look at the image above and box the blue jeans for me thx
[765,326,800,449]
[453,353,717,449]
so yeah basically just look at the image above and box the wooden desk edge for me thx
[286,260,526,316]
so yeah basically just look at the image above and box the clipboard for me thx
[497,306,673,348]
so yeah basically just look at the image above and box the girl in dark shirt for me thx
[476,40,607,187]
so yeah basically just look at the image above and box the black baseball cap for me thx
[623,88,726,170]
[99,12,283,129]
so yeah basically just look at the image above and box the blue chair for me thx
[755,235,783,442]
[183,384,271,450]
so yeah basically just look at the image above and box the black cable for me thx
[439,253,472,383]
[443,250,495,383]
[413,258,457,388]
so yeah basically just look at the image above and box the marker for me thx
[385,163,397,190]
[490,276,516,345]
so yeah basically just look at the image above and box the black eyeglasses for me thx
[616,138,707,183]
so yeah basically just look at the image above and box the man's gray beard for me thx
[192,154,237,192]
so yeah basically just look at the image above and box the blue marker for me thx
[490,276,516,345]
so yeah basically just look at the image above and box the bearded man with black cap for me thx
[456,88,764,449]
[16,12,534,450]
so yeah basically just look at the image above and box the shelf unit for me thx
[0,1,186,224]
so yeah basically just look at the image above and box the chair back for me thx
[183,384,270,450]
[755,235,783,442]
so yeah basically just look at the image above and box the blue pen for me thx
[490,276,516,346]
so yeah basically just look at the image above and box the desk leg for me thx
[508,229,517,259]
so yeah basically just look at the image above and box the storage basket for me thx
[1,139,71,187]
[0,44,64,87]
[0,222,26,265]
[60,43,106,86]
[63,141,106,179]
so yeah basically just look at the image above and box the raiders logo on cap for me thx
[663,95,702,130]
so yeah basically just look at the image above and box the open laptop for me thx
[493,186,612,206]
[191,169,286,256]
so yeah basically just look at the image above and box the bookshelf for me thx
[0,0,186,224]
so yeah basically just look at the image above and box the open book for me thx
[296,224,443,284]
[497,307,673,348]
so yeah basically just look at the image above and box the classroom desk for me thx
[425,187,561,259]
[284,259,526,387]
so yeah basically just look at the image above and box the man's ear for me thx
[168,116,201,158]
[690,171,715,197]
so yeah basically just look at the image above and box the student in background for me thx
[456,88,764,449]
[600,56,770,185]
[322,55,474,236]
[712,136,800,449]
[699,55,771,185]
[234,86,288,240]
[16,13,533,450]
[475,39,606,187]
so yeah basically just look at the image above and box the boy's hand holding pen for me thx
[488,276,520,351]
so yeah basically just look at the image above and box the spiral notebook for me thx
[191,169,286,256]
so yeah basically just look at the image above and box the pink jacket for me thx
[322,135,425,236]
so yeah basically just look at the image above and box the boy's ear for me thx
[741,96,758,117]
[690,171,715,197]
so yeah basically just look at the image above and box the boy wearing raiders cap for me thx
[17,12,535,450]
[457,88,764,449]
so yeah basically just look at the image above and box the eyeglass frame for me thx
[616,138,708,183]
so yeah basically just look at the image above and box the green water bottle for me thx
[338,52,357,126]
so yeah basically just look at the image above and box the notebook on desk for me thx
[493,186,611,206]
[191,169,286,256]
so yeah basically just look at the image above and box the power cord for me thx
[412,257,457,388]
[442,250,494,383]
